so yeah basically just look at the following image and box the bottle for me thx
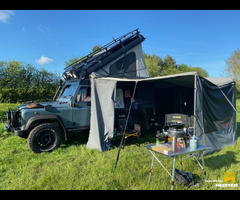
[156,138,160,146]
[172,136,177,152]
[190,136,198,150]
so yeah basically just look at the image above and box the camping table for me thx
[145,144,210,190]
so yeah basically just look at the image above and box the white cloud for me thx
[36,25,50,36]
[0,10,15,23]
[35,55,53,65]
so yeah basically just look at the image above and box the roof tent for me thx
[87,72,236,154]
[63,29,149,80]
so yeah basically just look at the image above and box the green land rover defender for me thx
[4,29,150,153]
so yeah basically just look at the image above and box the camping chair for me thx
[117,116,141,148]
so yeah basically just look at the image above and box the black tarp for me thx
[196,77,236,154]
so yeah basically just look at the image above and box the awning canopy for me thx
[87,72,237,154]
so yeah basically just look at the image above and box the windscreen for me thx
[57,81,79,101]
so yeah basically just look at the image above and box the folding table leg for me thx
[171,156,176,190]
[201,151,207,179]
[180,156,183,170]
[148,151,155,185]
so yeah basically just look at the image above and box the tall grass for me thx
[0,102,239,190]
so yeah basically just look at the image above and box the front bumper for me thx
[4,122,12,132]
[4,123,25,137]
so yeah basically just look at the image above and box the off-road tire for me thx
[27,123,63,153]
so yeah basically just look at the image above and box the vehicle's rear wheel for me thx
[27,123,63,153]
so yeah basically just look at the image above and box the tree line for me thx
[225,48,240,97]
[0,54,214,103]
[0,61,59,103]
[144,53,209,77]
[1,46,239,103]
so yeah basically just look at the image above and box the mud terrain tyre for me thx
[27,123,63,153]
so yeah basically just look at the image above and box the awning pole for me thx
[218,86,237,113]
[193,75,197,137]
[114,81,138,169]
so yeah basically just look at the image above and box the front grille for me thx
[7,109,20,128]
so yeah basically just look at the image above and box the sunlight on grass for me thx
[0,101,240,190]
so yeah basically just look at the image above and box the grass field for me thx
[0,101,240,190]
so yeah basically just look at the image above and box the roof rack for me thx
[63,28,144,80]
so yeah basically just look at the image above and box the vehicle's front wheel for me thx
[27,123,63,153]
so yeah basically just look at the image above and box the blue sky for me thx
[1,10,240,77]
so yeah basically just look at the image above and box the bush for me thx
[0,87,57,103]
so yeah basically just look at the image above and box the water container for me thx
[190,136,198,150]
[156,139,160,146]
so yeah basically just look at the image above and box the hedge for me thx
[0,87,57,103]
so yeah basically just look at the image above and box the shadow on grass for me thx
[110,130,157,148]
[62,129,157,149]
[61,130,90,148]
[61,121,239,153]
[204,151,238,170]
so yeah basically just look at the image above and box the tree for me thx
[190,67,209,77]
[65,45,102,67]
[178,64,189,72]
[225,48,240,93]
[144,53,163,77]
[65,57,79,67]
[144,53,209,77]
[163,55,177,70]
[145,53,178,77]
[92,45,102,53]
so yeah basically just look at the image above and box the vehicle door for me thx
[71,85,91,130]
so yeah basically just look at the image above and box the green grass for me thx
[0,102,240,190]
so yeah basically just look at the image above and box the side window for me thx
[109,52,136,76]
[76,86,91,102]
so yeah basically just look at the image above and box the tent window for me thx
[109,52,136,76]
[115,88,125,108]
[203,84,234,134]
